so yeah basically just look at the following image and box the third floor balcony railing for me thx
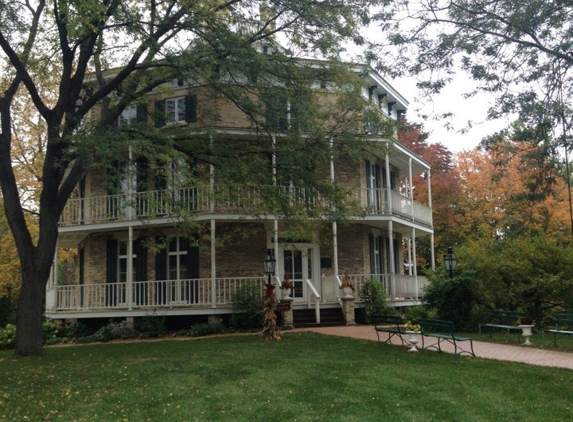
[59,186,432,227]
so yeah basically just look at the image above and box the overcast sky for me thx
[394,74,513,153]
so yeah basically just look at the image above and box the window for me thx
[118,106,137,127]
[166,98,186,123]
[116,104,147,127]
[265,91,310,133]
[155,95,197,127]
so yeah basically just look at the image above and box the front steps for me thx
[292,307,345,327]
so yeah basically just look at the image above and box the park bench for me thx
[542,313,573,347]
[479,310,525,342]
[373,314,406,346]
[418,318,476,357]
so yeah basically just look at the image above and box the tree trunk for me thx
[14,265,47,357]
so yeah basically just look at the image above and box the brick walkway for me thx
[292,325,573,370]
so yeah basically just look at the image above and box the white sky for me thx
[394,74,513,153]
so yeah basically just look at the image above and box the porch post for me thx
[211,219,217,308]
[330,138,339,277]
[427,169,435,270]
[210,150,217,308]
[385,152,395,298]
[412,227,418,300]
[409,157,415,219]
[126,146,134,310]
[127,225,133,310]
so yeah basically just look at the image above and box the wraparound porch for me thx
[45,274,429,319]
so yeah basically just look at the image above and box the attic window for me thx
[387,101,396,115]
[368,85,378,99]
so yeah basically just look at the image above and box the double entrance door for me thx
[278,243,319,302]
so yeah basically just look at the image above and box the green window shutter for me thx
[106,239,118,283]
[154,100,166,127]
[185,95,197,123]
[136,104,148,124]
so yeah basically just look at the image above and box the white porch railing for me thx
[47,274,428,314]
[50,277,266,312]
[357,188,432,227]
[59,186,432,227]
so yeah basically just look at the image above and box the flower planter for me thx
[280,288,292,300]
[405,331,420,352]
[519,324,534,346]
[341,286,354,298]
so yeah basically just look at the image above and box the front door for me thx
[279,244,318,302]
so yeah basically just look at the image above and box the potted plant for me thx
[518,316,534,346]
[280,276,294,300]
[340,272,355,298]
[403,320,421,352]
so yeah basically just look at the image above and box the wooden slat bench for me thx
[542,313,573,347]
[479,310,525,342]
[373,315,406,346]
[419,318,475,357]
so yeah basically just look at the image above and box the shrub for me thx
[0,324,16,350]
[42,320,63,341]
[423,270,482,331]
[140,314,166,338]
[231,283,264,329]
[64,322,89,340]
[190,320,226,337]
[78,320,138,343]
[359,278,395,323]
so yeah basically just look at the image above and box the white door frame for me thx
[277,242,320,302]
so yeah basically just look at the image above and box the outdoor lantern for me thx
[443,247,458,279]
[263,249,276,284]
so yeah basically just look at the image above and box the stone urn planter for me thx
[281,288,293,300]
[519,325,534,346]
[405,331,420,352]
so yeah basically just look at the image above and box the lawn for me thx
[1,332,572,422]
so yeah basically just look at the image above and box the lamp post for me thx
[443,247,458,279]
[263,248,276,285]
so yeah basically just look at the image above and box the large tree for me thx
[376,0,573,153]
[0,0,389,356]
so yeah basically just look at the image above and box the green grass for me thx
[1,332,573,421]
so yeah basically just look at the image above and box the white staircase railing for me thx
[305,279,321,324]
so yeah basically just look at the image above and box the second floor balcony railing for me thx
[59,186,432,227]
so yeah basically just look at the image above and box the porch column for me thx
[127,225,133,310]
[330,138,339,277]
[385,152,396,298]
[126,146,134,310]
[45,245,58,311]
[409,157,415,219]
[211,219,217,308]
[412,227,418,300]
[210,152,217,308]
[427,169,435,270]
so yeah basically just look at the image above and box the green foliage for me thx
[190,320,226,337]
[139,314,166,338]
[359,278,395,323]
[231,283,264,330]
[0,324,16,349]
[403,305,434,322]
[423,270,483,331]
[63,322,89,340]
[458,236,573,324]
[77,320,138,343]
[0,295,16,327]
